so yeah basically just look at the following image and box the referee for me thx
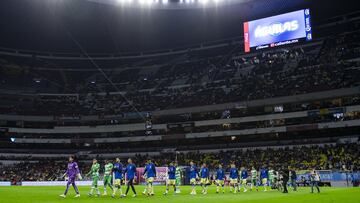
[281,166,289,193]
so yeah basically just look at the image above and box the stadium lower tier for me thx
[1,142,359,182]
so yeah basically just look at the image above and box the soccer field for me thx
[1,186,359,203]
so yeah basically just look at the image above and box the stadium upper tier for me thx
[0,11,359,118]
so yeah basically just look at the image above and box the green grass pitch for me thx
[1,186,359,203]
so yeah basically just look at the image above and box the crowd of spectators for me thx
[1,143,358,182]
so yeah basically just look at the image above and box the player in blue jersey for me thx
[239,167,249,192]
[215,164,225,194]
[189,161,198,195]
[142,159,156,196]
[200,163,209,195]
[260,167,269,191]
[229,163,239,193]
[121,158,137,198]
[112,158,123,198]
[164,162,177,196]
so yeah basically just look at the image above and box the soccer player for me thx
[112,158,123,198]
[189,161,198,195]
[164,162,176,195]
[59,155,82,198]
[310,169,320,193]
[290,169,297,191]
[215,164,225,194]
[268,167,275,188]
[87,158,100,197]
[103,160,114,196]
[250,166,259,191]
[260,167,269,191]
[175,162,182,194]
[200,163,209,195]
[240,167,248,192]
[229,163,239,193]
[142,159,156,196]
[122,158,137,198]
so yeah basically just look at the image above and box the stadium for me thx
[0,0,359,203]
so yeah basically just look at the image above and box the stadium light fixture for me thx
[199,0,209,4]
[89,0,246,9]
[117,0,133,4]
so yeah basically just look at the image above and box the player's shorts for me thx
[104,175,112,185]
[241,179,247,185]
[92,176,99,187]
[216,179,224,186]
[262,178,268,185]
[67,176,76,184]
[175,178,181,185]
[230,178,238,184]
[200,178,209,185]
[251,179,257,185]
[190,178,197,185]
[167,179,176,186]
[147,177,154,183]
[114,179,122,186]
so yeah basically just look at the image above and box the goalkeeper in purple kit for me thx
[60,155,82,198]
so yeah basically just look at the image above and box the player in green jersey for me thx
[103,160,114,196]
[87,159,101,197]
[175,162,182,194]
[268,167,275,189]
[250,166,259,192]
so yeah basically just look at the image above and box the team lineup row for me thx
[59,156,321,198]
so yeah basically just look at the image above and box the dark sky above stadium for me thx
[0,0,357,53]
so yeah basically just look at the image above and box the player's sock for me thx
[103,187,107,195]
[191,185,196,195]
[90,187,94,195]
[120,186,123,195]
[72,183,79,194]
[64,182,70,195]
[150,183,154,195]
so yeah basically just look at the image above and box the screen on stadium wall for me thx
[243,9,312,53]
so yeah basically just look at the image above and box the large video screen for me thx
[244,9,312,53]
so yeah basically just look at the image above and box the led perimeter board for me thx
[243,9,312,53]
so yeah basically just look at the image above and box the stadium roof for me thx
[0,0,356,53]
